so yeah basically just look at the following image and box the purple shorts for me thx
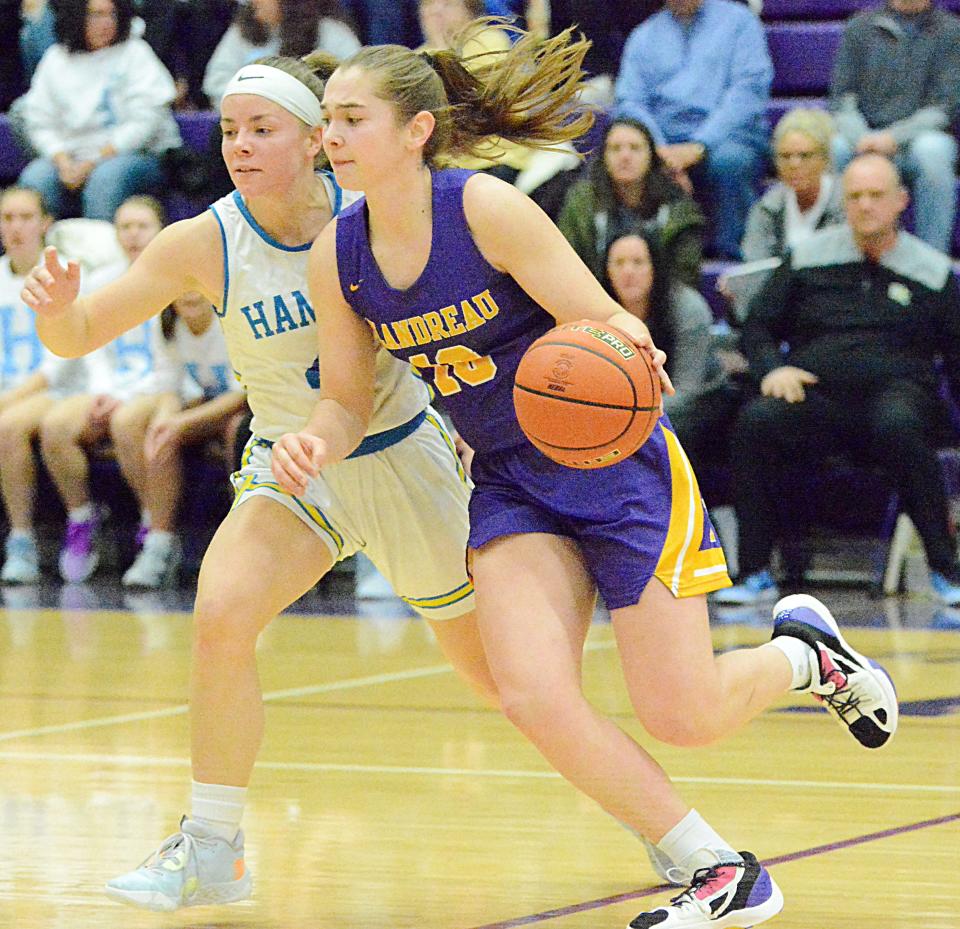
[468,420,731,609]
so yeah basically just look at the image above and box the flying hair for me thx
[338,18,595,165]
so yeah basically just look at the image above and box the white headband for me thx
[221,64,323,127]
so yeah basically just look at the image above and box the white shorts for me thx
[231,408,475,620]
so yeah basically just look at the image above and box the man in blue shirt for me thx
[614,0,772,258]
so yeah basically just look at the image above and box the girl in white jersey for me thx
[119,291,248,590]
[0,186,87,585]
[40,195,175,584]
[22,53,496,913]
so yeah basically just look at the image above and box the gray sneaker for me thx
[2,535,40,585]
[105,817,251,912]
[122,534,180,589]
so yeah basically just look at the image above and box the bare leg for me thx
[110,395,172,520]
[614,577,792,748]
[190,497,335,786]
[38,394,100,510]
[427,610,499,706]
[0,393,57,530]
[471,532,688,841]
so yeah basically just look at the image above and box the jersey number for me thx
[409,346,497,396]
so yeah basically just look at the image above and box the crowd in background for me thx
[2,0,960,601]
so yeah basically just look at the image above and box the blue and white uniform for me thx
[337,169,730,608]
[209,172,475,619]
[147,313,240,403]
[0,254,86,397]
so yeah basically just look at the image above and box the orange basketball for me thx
[513,320,661,469]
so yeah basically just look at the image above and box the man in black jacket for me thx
[718,154,960,605]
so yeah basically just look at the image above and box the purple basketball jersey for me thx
[336,169,554,453]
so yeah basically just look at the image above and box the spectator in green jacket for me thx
[558,117,705,288]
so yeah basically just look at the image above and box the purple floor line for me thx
[469,810,960,929]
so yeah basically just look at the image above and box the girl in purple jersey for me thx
[272,21,899,929]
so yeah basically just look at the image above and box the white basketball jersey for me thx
[209,173,428,441]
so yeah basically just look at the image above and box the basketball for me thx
[513,320,661,469]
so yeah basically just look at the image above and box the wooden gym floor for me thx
[0,582,958,929]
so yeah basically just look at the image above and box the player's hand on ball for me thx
[271,432,329,495]
[21,246,81,316]
[761,365,818,403]
[605,311,675,397]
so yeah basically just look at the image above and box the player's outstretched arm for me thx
[21,216,220,359]
[463,173,674,395]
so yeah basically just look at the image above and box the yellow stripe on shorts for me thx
[653,424,731,597]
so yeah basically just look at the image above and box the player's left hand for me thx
[271,431,329,496]
[605,311,675,398]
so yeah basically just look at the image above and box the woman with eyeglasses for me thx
[741,108,846,261]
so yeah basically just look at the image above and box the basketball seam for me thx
[513,383,658,413]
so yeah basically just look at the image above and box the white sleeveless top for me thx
[209,173,429,441]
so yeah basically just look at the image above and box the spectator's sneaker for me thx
[105,817,251,912]
[642,837,689,886]
[929,571,960,607]
[1,535,40,585]
[772,593,898,749]
[628,852,783,929]
[122,534,181,590]
[712,569,779,605]
[59,514,100,583]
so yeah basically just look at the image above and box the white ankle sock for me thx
[656,809,741,876]
[191,780,247,841]
[766,637,816,691]
[67,503,94,523]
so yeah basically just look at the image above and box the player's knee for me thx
[639,703,721,748]
[193,590,260,653]
[497,683,570,734]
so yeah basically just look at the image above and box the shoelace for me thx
[137,830,196,872]
[668,864,730,909]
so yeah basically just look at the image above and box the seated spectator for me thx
[120,291,247,589]
[614,0,772,259]
[717,154,960,605]
[742,108,846,262]
[341,0,420,46]
[18,0,56,81]
[17,0,181,222]
[830,0,960,254]
[38,195,170,583]
[603,226,719,438]
[202,0,360,102]
[138,0,235,110]
[558,117,705,288]
[0,186,88,584]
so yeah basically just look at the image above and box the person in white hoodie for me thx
[17,0,181,221]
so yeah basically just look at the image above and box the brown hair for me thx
[338,17,594,165]
[115,195,166,226]
[0,185,50,216]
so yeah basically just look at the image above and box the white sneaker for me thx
[2,535,40,585]
[122,534,181,589]
[105,817,251,912]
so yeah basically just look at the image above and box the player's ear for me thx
[406,110,436,153]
